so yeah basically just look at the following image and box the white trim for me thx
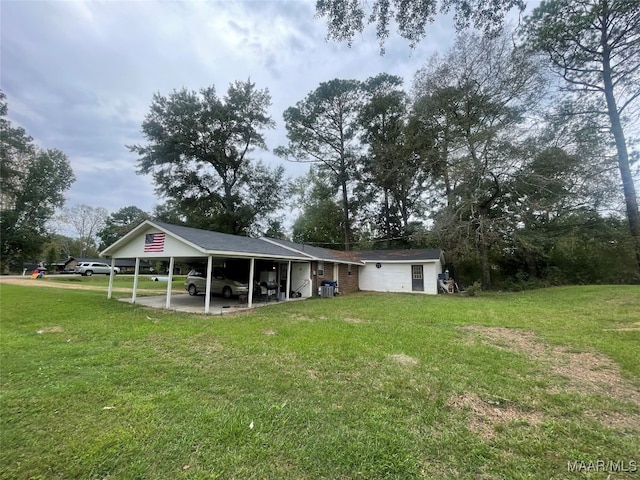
[361,259,440,264]
[132,257,140,303]
[204,256,213,314]
[166,257,175,309]
[285,260,291,300]
[107,257,116,299]
[248,258,255,308]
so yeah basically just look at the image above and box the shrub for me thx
[464,280,482,296]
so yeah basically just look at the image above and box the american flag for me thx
[144,233,165,253]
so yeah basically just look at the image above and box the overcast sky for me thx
[2,0,475,222]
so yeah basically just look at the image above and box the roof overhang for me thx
[101,220,314,262]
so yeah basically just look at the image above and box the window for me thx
[317,261,324,276]
[412,265,423,280]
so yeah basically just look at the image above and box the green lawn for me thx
[1,284,638,479]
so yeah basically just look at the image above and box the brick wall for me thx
[338,263,359,294]
[312,261,334,295]
[310,261,360,295]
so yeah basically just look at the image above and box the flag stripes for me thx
[144,233,165,252]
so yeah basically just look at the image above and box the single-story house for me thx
[100,220,445,313]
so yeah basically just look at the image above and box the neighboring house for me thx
[100,220,446,313]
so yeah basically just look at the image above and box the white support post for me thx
[285,260,291,300]
[107,257,116,299]
[132,257,140,303]
[248,257,255,308]
[204,255,213,314]
[165,257,175,309]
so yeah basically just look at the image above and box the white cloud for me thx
[1,0,458,219]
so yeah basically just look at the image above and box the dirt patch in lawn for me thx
[0,277,160,293]
[388,353,419,367]
[461,326,640,430]
[344,317,367,324]
[462,326,639,404]
[604,321,640,332]
[37,325,64,334]
[1,278,107,290]
[448,392,543,440]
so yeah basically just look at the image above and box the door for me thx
[411,265,424,292]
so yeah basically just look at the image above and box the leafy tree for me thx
[262,219,288,240]
[504,102,620,279]
[290,169,345,246]
[276,79,363,250]
[412,32,546,288]
[316,0,525,51]
[40,234,74,262]
[0,93,75,272]
[358,73,427,247]
[97,206,150,250]
[58,204,108,257]
[152,200,187,226]
[500,212,638,286]
[525,0,640,270]
[130,80,285,236]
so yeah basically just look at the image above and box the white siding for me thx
[358,260,441,295]
[291,262,312,298]
[108,226,207,258]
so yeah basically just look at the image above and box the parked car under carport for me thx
[184,267,249,299]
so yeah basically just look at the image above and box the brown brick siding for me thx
[338,263,359,294]
[311,261,333,295]
[310,261,360,295]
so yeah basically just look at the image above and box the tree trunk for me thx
[384,188,391,249]
[478,216,492,290]
[340,174,352,251]
[602,37,640,271]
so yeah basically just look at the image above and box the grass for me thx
[1,284,638,479]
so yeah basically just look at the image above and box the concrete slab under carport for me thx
[120,293,304,315]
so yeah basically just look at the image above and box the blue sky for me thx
[1,0,519,225]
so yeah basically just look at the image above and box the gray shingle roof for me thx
[355,249,443,262]
[154,222,311,259]
[262,237,364,264]
[105,220,443,264]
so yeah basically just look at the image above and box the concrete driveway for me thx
[122,293,297,315]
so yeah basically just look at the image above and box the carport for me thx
[100,220,314,314]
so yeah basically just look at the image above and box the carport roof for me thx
[101,220,315,260]
[153,221,313,259]
[261,237,364,265]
